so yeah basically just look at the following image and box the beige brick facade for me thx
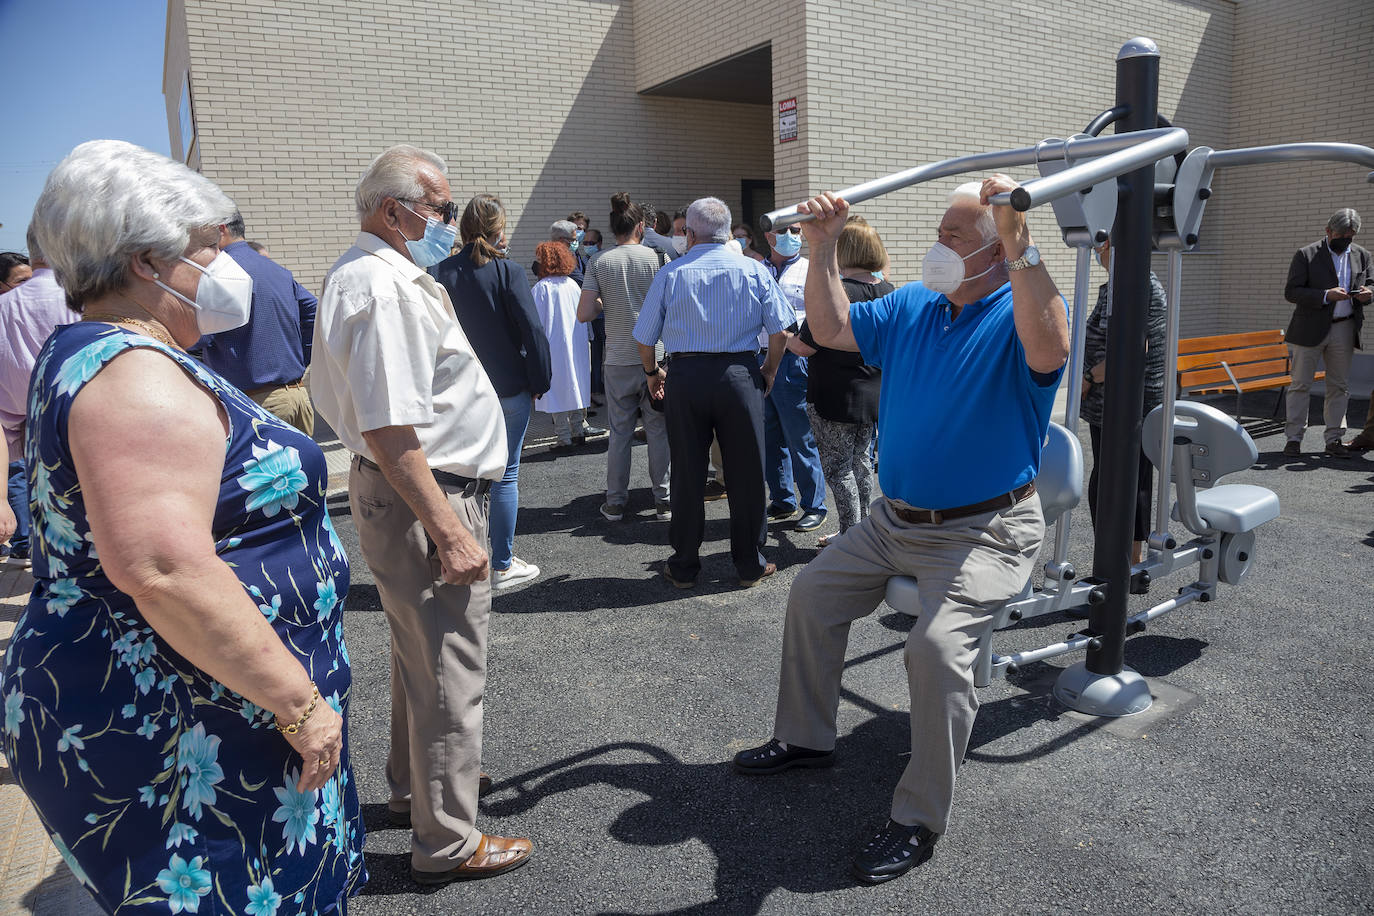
[164,0,1373,337]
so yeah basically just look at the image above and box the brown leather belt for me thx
[1330,315,1353,324]
[355,455,492,498]
[245,378,305,398]
[891,481,1036,525]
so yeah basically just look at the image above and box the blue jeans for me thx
[763,351,827,514]
[6,460,30,557]
[490,393,532,572]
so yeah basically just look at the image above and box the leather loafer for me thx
[733,737,833,774]
[411,833,533,885]
[1282,440,1301,458]
[1325,440,1352,458]
[662,566,695,589]
[767,504,799,522]
[794,511,827,532]
[851,819,939,885]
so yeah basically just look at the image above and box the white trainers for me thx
[492,557,539,591]
[655,501,672,521]
[600,503,626,522]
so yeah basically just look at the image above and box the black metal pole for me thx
[1087,40,1159,676]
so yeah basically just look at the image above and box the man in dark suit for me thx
[1282,208,1371,458]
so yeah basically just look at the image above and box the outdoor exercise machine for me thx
[761,37,1374,717]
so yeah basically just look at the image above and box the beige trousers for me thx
[249,383,315,436]
[1285,319,1354,444]
[349,457,490,870]
[773,493,1044,835]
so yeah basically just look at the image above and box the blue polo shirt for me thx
[851,281,1063,510]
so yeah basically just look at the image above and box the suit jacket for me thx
[1284,238,1371,348]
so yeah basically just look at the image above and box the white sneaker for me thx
[492,557,540,591]
[600,503,625,522]
[655,501,672,521]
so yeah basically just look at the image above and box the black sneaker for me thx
[732,738,833,775]
[851,819,939,885]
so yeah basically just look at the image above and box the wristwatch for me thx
[1005,245,1041,271]
[644,365,660,376]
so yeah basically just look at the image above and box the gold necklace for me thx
[82,313,179,349]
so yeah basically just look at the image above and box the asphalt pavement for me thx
[335,394,1374,915]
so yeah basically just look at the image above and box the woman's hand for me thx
[281,698,344,792]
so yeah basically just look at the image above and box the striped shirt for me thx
[633,243,795,355]
[584,243,664,366]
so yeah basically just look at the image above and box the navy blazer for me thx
[431,245,552,398]
[1284,238,1371,349]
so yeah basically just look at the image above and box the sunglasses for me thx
[778,226,801,235]
[401,198,459,225]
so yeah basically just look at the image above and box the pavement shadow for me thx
[475,728,906,914]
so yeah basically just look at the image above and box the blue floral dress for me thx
[1,323,366,914]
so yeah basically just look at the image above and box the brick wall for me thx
[1221,0,1374,337]
[170,0,1373,340]
[179,0,773,290]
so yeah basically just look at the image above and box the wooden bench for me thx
[1176,329,1322,420]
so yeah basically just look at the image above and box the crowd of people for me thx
[0,135,1365,913]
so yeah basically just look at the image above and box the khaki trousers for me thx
[349,457,490,870]
[1285,319,1354,443]
[249,383,315,436]
[773,493,1044,834]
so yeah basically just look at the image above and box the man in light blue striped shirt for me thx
[633,197,795,589]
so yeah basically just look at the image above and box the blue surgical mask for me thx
[873,270,884,282]
[575,228,585,240]
[773,231,802,257]
[582,244,598,255]
[398,204,458,268]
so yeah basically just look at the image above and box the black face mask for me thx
[1330,236,1354,254]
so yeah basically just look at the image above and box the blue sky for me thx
[0,0,170,253]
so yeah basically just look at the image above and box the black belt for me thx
[892,481,1036,525]
[667,350,759,360]
[1331,315,1353,324]
[355,455,492,497]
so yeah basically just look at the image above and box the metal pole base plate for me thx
[1053,662,1153,717]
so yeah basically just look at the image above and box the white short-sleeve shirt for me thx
[310,232,506,479]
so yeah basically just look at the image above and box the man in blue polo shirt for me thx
[733,175,1069,886]
[198,212,318,433]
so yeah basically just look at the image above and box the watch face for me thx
[1024,246,1040,266]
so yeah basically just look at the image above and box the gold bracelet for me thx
[276,684,319,735]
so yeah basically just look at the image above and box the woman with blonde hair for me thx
[1,139,364,913]
[788,215,890,547]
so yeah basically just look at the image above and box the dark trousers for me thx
[591,315,606,395]
[1087,422,1153,543]
[664,354,768,581]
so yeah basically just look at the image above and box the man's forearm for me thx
[638,343,660,374]
[803,240,853,348]
[1004,236,1069,374]
[362,425,471,550]
[764,332,786,375]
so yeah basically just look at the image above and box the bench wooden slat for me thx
[1180,358,1292,390]
[1176,344,1288,372]
[1177,329,1284,355]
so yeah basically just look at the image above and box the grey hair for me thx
[1328,208,1362,235]
[31,139,236,309]
[25,224,43,263]
[355,144,448,220]
[686,197,732,243]
[949,181,999,243]
[550,220,577,241]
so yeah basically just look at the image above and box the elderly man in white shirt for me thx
[311,144,533,885]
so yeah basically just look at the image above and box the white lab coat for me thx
[532,275,591,414]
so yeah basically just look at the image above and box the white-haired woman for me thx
[0,140,365,913]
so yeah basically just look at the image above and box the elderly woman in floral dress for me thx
[0,140,365,913]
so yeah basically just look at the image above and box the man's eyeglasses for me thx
[401,198,459,225]
[778,226,801,235]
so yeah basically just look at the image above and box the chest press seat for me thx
[1141,400,1279,537]
[884,422,1084,621]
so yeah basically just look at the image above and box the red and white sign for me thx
[778,97,798,143]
